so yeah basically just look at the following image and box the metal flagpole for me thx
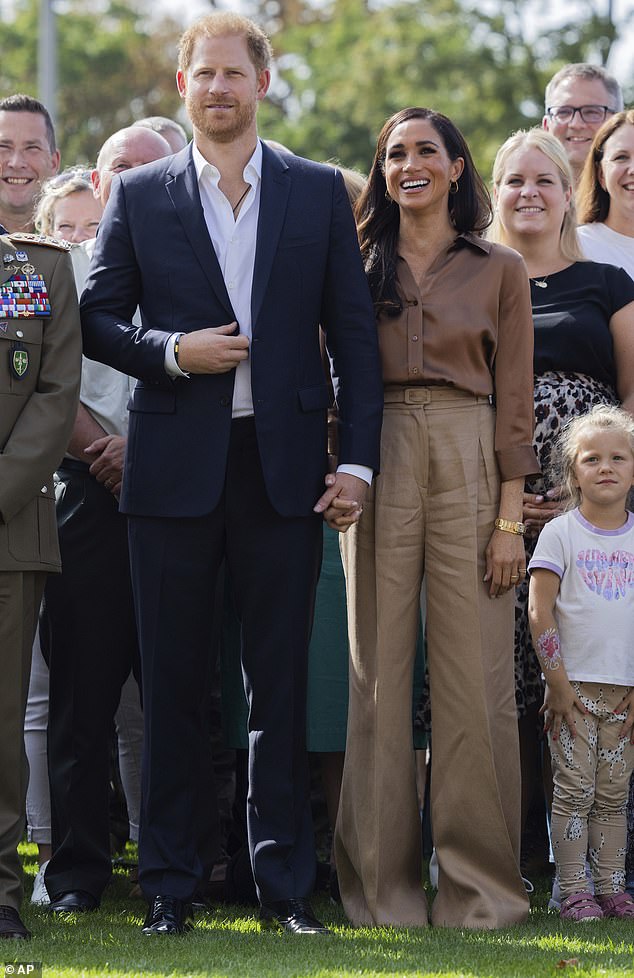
[37,0,57,124]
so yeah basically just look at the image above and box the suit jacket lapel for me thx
[251,144,290,327]
[165,149,235,319]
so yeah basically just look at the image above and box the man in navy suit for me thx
[81,11,382,935]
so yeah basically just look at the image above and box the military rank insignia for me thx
[9,342,28,379]
[0,273,51,318]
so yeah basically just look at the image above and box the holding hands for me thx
[314,472,367,532]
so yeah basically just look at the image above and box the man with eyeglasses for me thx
[543,63,623,185]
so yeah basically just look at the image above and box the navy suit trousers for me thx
[130,418,323,903]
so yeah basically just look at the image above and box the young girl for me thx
[528,404,634,921]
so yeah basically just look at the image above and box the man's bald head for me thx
[92,126,171,206]
[133,116,188,154]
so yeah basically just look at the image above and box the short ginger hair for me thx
[178,13,272,75]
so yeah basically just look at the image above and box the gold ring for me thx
[510,575,520,582]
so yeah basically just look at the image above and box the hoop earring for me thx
[449,180,459,195]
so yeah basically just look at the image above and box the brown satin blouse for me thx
[377,232,539,482]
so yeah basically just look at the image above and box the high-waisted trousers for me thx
[335,386,529,928]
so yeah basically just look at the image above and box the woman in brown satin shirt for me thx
[334,108,539,929]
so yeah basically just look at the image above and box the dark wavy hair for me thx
[577,110,634,225]
[356,107,492,316]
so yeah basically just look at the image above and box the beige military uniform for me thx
[0,232,81,910]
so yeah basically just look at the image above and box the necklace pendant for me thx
[532,278,548,289]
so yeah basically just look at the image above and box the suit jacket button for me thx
[220,396,230,407]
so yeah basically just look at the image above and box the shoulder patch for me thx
[7,231,71,252]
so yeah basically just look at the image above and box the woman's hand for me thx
[523,487,567,537]
[484,528,526,598]
[540,682,587,742]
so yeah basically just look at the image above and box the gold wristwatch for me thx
[494,517,526,536]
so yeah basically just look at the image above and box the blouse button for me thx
[411,335,418,342]
[412,367,419,374]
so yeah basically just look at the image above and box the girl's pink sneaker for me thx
[596,892,634,918]
[560,891,604,922]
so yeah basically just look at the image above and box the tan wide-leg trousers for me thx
[335,387,529,928]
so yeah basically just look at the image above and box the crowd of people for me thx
[1,10,634,943]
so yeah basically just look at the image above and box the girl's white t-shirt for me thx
[529,508,634,685]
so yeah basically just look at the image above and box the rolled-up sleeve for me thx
[493,250,540,481]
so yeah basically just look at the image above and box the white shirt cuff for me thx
[165,332,189,378]
[336,463,373,486]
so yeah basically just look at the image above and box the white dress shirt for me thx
[70,238,135,451]
[166,140,371,485]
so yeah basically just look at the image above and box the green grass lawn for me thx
[4,845,634,978]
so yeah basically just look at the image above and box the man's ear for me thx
[256,68,271,102]
[91,168,100,200]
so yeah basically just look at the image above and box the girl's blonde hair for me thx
[553,404,634,508]
[488,128,584,262]
[34,167,94,237]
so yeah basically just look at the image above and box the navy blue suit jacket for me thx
[81,142,383,519]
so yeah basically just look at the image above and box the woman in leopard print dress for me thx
[488,128,634,868]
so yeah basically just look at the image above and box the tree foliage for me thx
[0,0,185,164]
[0,0,631,175]
[256,0,634,174]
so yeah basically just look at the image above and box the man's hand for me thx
[314,472,367,532]
[84,434,126,496]
[178,323,249,374]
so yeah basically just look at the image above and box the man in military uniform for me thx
[0,95,60,233]
[0,230,81,939]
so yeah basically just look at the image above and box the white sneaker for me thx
[549,862,594,911]
[548,874,561,911]
[31,860,50,906]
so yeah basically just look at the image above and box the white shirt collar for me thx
[191,138,263,188]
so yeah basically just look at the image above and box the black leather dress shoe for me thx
[49,890,99,913]
[260,898,330,934]
[0,905,31,939]
[142,895,194,935]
